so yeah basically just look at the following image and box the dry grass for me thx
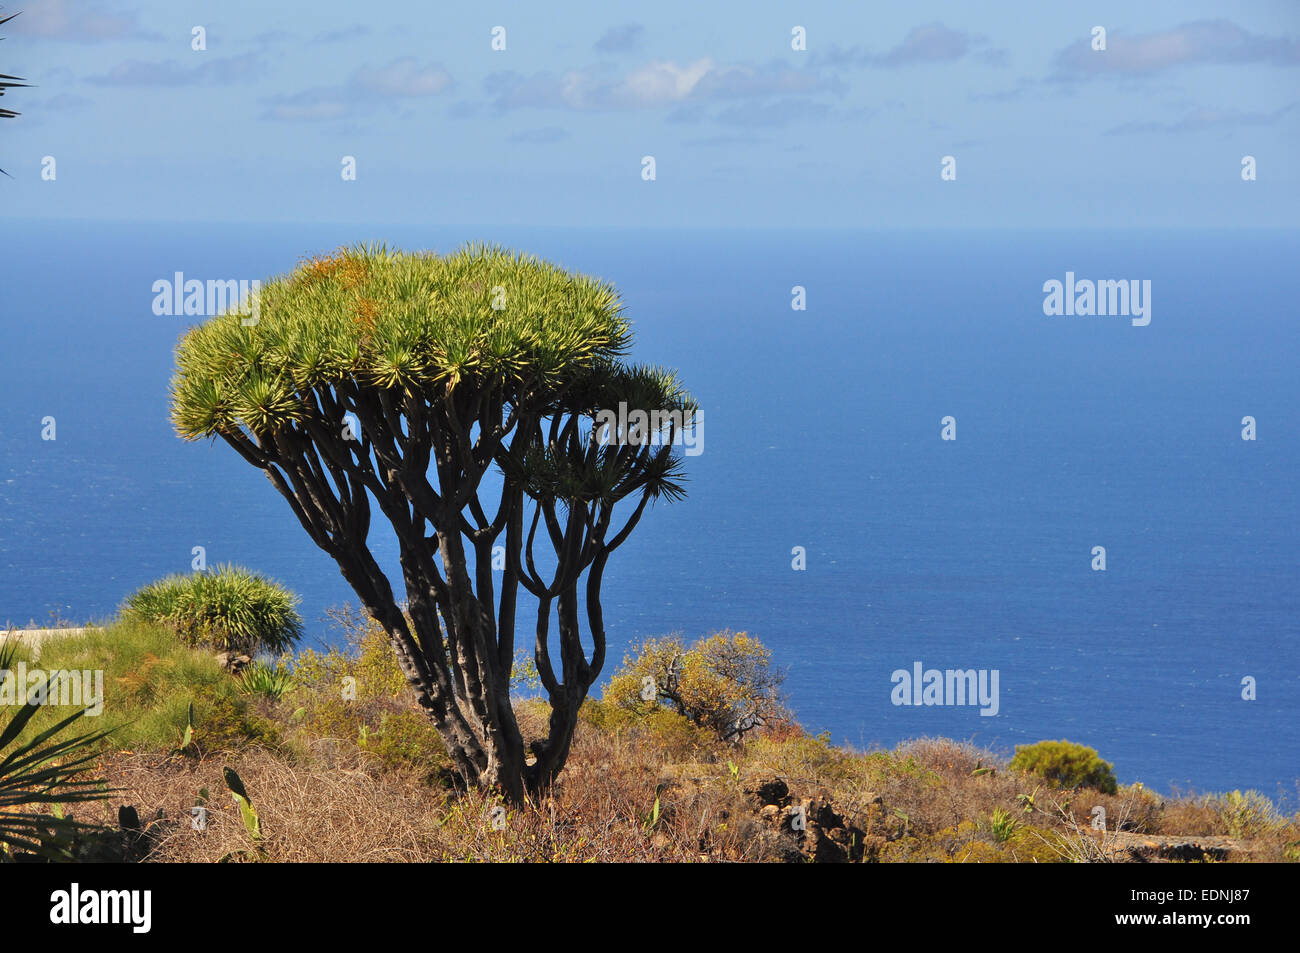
[17,624,1296,864]
[70,731,753,863]
[48,718,1300,863]
[81,745,447,862]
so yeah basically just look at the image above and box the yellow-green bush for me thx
[744,730,864,785]
[579,698,721,762]
[190,689,282,753]
[291,613,451,776]
[1010,740,1118,794]
[604,631,789,742]
[293,608,407,699]
[5,618,266,755]
[1216,790,1282,839]
[881,820,1069,863]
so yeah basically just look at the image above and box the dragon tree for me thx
[170,244,695,803]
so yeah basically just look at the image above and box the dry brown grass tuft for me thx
[55,721,1300,863]
[85,744,448,862]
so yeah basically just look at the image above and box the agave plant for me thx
[238,660,296,700]
[0,639,117,858]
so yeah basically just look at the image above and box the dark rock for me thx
[746,778,790,807]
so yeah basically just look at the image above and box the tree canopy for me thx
[170,243,697,800]
[172,244,643,438]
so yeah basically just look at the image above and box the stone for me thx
[215,652,252,674]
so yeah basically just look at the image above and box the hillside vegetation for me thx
[3,611,1296,863]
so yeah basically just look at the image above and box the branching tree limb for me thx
[1,8,29,176]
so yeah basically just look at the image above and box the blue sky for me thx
[2,0,1297,226]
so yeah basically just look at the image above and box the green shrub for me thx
[290,612,451,776]
[191,689,282,754]
[744,729,863,784]
[293,609,406,700]
[1010,740,1118,794]
[604,631,789,742]
[6,618,264,756]
[881,820,1069,863]
[988,808,1018,843]
[579,698,721,761]
[1217,790,1280,839]
[123,565,303,657]
[359,709,451,773]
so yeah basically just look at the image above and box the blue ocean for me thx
[2,220,1296,799]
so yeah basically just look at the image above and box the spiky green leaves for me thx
[570,361,697,421]
[0,638,117,857]
[1,9,29,176]
[122,565,304,657]
[510,361,695,508]
[170,243,633,440]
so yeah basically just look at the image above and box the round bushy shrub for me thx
[604,631,790,742]
[1217,789,1281,839]
[123,565,303,658]
[1010,740,1118,794]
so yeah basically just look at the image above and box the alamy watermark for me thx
[50,884,150,933]
[593,402,704,457]
[152,272,261,326]
[0,664,104,715]
[890,661,999,717]
[1042,272,1150,327]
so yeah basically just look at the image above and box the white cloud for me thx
[93,54,262,87]
[354,58,452,98]
[621,58,714,104]
[13,0,159,42]
[486,57,827,111]
[264,59,454,122]
[1054,20,1300,78]
[815,23,1005,70]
